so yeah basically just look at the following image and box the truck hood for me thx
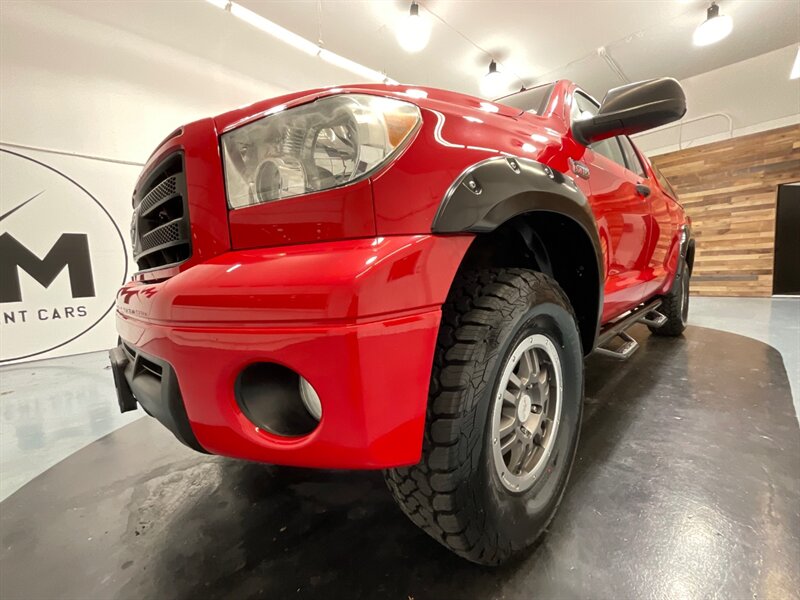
[213,83,523,134]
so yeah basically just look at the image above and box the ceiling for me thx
[44,0,800,100]
[242,0,800,98]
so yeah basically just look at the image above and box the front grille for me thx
[140,220,185,253]
[132,152,191,271]
[139,176,178,215]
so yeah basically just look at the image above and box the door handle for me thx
[635,184,651,198]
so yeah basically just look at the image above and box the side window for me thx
[591,137,626,168]
[618,136,647,178]
[570,91,598,123]
[652,164,679,200]
[498,83,555,115]
[570,90,626,169]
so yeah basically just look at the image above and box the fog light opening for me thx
[235,363,321,437]
[299,376,323,421]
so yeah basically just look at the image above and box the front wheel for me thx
[385,269,584,565]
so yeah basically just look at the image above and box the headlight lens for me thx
[221,94,421,209]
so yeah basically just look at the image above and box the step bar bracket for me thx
[594,300,666,360]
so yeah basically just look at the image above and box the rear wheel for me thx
[385,268,584,565]
[650,260,689,337]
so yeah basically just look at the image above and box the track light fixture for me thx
[396,1,431,53]
[205,0,397,83]
[693,2,733,47]
[480,60,510,98]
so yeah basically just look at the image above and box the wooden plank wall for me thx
[651,124,800,297]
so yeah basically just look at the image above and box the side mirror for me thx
[573,78,686,146]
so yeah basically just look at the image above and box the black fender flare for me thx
[677,223,693,260]
[668,224,695,294]
[431,156,605,350]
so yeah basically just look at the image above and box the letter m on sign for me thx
[0,233,95,303]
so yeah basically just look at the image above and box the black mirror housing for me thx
[573,78,687,146]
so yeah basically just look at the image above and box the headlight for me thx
[221,94,422,209]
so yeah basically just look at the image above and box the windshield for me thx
[496,83,554,115]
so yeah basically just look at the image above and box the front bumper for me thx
[112,235,472,469]
[109,343,205,453]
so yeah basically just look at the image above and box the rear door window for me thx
[618,136,647,178]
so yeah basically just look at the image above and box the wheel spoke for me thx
[500,432,517,454]
[521,444,538,472]
[501,405,516,419]
[508,439,526,473]
[508,370,522,388]
[498,415,516,437]
[538,380,549,407]
[539,418,550,438]
[531,349,541,377]
[503,389,518,405]
[537,365,548,386]
[520,349,538,381]
[537,365,550,409]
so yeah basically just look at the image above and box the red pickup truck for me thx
[110,77,694,565]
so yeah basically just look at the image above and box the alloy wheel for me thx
[490,334,563,493]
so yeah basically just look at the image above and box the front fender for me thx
[430,156,605,353]
[431,156,598,243]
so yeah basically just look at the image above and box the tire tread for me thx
[385,268,574,565]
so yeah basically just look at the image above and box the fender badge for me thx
[569,158,590,180]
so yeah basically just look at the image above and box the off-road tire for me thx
[650,260,689,337]
[385,268,584,565]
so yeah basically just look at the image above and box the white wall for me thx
[0,1,289,163]
[634,44,800,156]
[0,1,289,364]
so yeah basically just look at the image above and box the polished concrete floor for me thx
[1,324,798,599]
[689,297,799,406]
[0,352,140,500]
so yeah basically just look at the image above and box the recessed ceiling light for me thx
[791,47,800,80]
[693,2,733,47]
[396,2,431,53]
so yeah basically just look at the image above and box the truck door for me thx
[569,91,652,322]
[618,135,677,300]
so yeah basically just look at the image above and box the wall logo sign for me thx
[0,149,128,362]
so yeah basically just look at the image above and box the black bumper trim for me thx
[109,342,207,453]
